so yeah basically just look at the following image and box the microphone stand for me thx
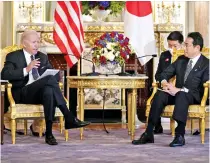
[80,58,101,76]
[64,53,100,76]
[115,64,132,76]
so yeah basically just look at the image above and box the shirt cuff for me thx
[161,79,167,83]
[180,87,189,93]
[160,79,167,87]
[23,68,28,77]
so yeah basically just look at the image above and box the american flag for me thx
[53,1,84,68]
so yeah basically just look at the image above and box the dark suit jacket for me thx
[1,49,53,107]
[155,50,172,82]
[160,54,209,102]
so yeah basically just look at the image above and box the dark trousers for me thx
[20,75,75,129]
[147,91,195,135]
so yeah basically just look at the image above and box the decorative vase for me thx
[107,9,124,22]
[90,9,111,22]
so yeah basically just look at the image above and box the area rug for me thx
[1,128,209,163]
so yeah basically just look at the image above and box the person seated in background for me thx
[132,32,209,147]
[154,31,183,134]
[1,30,90,145]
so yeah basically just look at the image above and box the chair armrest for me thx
[146,82,158,106]
[59,82,63,89]
[6,83,16,108]
[201,80,210,107]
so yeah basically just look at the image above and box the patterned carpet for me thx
[1,128,209,163]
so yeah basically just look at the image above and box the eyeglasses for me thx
[183,44,194,48]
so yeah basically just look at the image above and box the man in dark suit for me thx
[132,32,209,147]
[1,30,90,145]
[154,31,183,134]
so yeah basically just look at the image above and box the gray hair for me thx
[20,29,39,44]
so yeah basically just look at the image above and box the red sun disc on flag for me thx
[126,1,152,17]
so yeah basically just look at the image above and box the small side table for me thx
[1,82,7,145]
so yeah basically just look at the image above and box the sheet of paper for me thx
[38,69,59,80]
[0,80,9,83]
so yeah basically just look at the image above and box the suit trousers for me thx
[148,91,195,130]
[21,75,67,122]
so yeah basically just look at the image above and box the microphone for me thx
[135,54,157,59]
[133,54,157,76]
[64,53,101,76]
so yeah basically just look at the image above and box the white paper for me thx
[38,69,59,80]
[0,80,9,83]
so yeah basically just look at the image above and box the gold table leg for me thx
[131,88,137,140]
[127,92,132,135]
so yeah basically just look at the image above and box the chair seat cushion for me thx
[5,104,63,119]
[163,105,208,113]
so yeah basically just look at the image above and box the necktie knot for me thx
[189,59,193,67]
[31,55,35,60]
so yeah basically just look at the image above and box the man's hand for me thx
[26,58,40,73]
[167,83,181,96]
[161,80,169,90]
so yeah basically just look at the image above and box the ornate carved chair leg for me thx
[65,130,69,141]
[190,119,194,134]
[24,120,27,135]
[11,119,16,144]
[145,116,149,128]
[59,116,64,134]
[200,118,205,144]
[170,118,175,137]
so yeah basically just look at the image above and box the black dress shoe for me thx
[45,135,58,145]
[154,125,163,134]
[132,132,154,145]
[193,130,200,135]
[4,127,24,135]
[30,125,45,137]
[169,135,185,147]
[65,118,90,129]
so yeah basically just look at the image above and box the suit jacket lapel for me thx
[19,49,27,67]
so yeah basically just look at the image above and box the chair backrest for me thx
[1,45,22,71]
[172,47,209,61]
[169,47,209,84]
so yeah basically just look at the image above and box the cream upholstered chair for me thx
[145,47,209,144]
[1,45,69,144]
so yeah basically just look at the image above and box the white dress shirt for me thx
[23,49,37,85]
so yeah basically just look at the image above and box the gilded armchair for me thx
[1,45,69,144]
[145,47,209,144]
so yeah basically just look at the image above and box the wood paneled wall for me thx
[194,2,209,46]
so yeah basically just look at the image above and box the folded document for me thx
[39,69,59,80]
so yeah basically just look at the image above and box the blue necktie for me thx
[30,55,39,80]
